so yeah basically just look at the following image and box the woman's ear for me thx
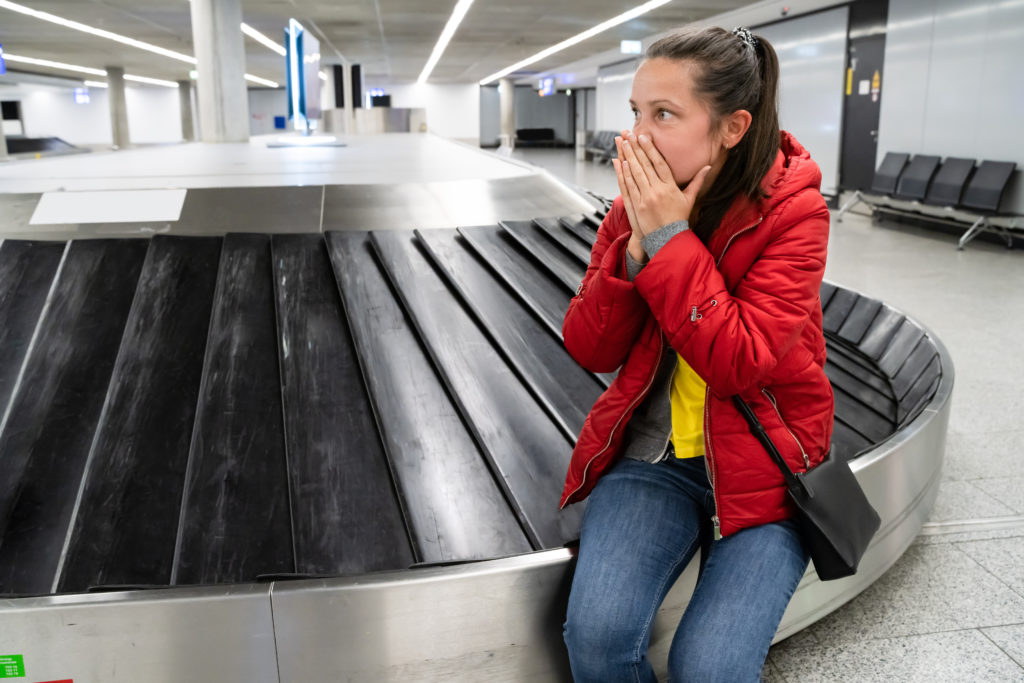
[720,109,753,149]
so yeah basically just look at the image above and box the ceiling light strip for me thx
[417,0,476,84]
[241,22,286,57]
[479,0,672,85]
[84,80,109,89]
[3,53,178,86]
[245,73,280,88]
[1,53,106,76]
[0,0,196,64]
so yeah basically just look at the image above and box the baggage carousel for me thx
[0,175,952,682]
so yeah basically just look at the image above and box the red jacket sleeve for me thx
[562,198,650,373]
[632,189,829,397]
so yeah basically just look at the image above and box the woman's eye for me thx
[631,108,640,120]
[657,109,672,120]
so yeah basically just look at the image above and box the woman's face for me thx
[630,57,727,189]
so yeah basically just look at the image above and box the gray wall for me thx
[879,0,1024,213]
[514,86,573,143]
[756,6,849,197]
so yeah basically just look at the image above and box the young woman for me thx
[560,27,833,681]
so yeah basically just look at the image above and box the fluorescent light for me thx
[417,0,476,84]
[3,53,176,86]
[84,80,108,88]
[246,73,279,88]
[241,22,286,57]
[0,0,196,64]
[124,74,179,88]
[479,0,672,84]
[1,53,106,76]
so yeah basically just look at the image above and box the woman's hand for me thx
[613,131,711,247]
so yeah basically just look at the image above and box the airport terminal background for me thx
[0,0,1023,680]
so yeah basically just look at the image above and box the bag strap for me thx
[731,396,811,498]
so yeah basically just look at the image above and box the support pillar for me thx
[498,78,515,150]
[0,128,7,159]
[178,80,195,141]
[342,60,354,135]
[189,0,249,142]
[106,67,131,149]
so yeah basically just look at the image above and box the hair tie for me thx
[732,27,758,50]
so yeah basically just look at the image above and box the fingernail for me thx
[638,134,649,144]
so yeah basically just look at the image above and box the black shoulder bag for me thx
[732,396,881,581]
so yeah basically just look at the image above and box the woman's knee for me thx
[668,634,766,683]
[564,598,649,678]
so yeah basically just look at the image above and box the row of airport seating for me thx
[585,130,618,163]
[837,153,1019,249]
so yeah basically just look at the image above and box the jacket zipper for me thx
[762,388,811,469]
[702,217,763,540]
[560,333,665,508]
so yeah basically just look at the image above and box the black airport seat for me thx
[586,130,618,163]
[960,160,1017,214]
[894,155,941,201]
[922,157,975,207]
[869,152,910,195]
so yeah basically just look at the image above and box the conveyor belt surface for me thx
[0,215,944,597]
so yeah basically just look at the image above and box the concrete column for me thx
[177,80,195,141]
[0,129,7,159]
[342,60,354,135]
[189,0,249,142]
[498,78,515,149]
[106,67,131,149]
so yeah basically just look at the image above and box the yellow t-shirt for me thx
[670,353,707,459]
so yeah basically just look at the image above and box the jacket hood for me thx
[707,130,822,257]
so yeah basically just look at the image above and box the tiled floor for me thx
[507,147,1024,682]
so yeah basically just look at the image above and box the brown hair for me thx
[646,26,780,242]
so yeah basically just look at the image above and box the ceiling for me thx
[0,0,762,88]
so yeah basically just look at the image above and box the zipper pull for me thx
[691,306,699,322]
[712,515,722,540]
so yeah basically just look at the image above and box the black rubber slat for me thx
[532,217,593,265]
[856,306,907,360]
[173,234,293,585]
[0,239,148,595]
[58,236,222,592]
[891,339,938,401]
[272,234,413,576]
[819,281,837,312]
[0,240,65,413]
[825,338,892,396]
[837,297,883,346]
[825,358,897,422]
[831,418,873,463]
[899,361,942,426]
[371,230,583,549]
[499,220,585,293]
[326,231,531,563]
[877,319,926,378]
[822,288,860,335]
[833,385,897,444]
[559,216,598,247]
[417,228,603,439]
[457,226,569,339]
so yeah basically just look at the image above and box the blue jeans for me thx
[563,456,809,682]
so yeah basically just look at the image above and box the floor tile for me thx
[983,624,1024,668]
[957,537,1024,597]
[770,629,1024,682]
[943,430,1024,482]
[972,477,1024,515]
[928,480,1016,522]
[794,544,1024,646]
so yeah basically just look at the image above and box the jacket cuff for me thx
[641,220,689,259]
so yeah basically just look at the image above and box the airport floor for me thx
[506,146,1024,682]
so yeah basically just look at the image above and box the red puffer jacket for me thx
[560,132,833,538]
